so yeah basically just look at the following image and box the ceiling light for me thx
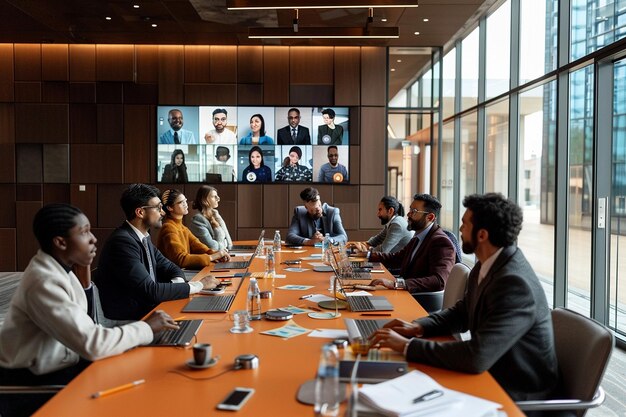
[228,0,418,10]
[151,23,158,27]
[105,16,112,20]
[414,31,420,35]
[391,68,396,71]
[133,4,140,8]
[249,26,399,39]
[423,18,429,22]
[396,59,402,62]
[381,18,387,22]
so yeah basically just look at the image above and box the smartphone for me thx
[216,387,254,411]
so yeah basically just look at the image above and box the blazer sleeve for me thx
[189,214,219,250]
[403,233,456,293]
[327,207,347,243]
[286,207,307,245]
[367,227,386,250]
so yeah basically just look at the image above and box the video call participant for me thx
[189,186,233,251]
[348,196,413,254]
[241,146,272,183]
[317,145,348,183]
[207,146,235,182]
[95,184,220,321]
[239,113,274,145]
[286,187,348,246]
[204,108,237,144]
[369,193,559,403]
[0,204,178,397]
[277,108,311,145]
[157,189,229,269]
[159,109,196,144]
[317,108,344,145]
[161,149,188,183]
[274,146,312,182]
[368,194,455,293]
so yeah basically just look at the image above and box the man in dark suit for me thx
[369,193,559,403]
[277,108,311,145]
[286,187,347,246]
[369,194,456,293]
[95,184,220,320]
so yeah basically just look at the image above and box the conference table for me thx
[34,244,524,417]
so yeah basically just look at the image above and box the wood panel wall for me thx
[0,43,387,271]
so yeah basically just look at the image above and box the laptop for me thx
[205,173,223,183]
[344,318,391,343]
[149,319,203,346]
[231,230,265,251]
[181,294,236,313]
[214,230,264,269]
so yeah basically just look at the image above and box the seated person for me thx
[317,145,348,183]
[348,196,413,254]
[0,204,178,390]
[239,114,274,145]
[157,189,229,269]
[206,146,235,182]
[274,146,312,182]
[317,108,344,145]
[368,194,455,293]
[160,149,188,183]
[95,184,221,320]
[241,146,272,183]
[286,187,348,246]
[369,193,559,403]
[189,185,233,251]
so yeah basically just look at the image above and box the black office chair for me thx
[442,229,462,264]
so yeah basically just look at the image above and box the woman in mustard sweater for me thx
[157,189,229,269]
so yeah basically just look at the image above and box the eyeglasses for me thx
[141,203,163,211]
[408,208,430,216]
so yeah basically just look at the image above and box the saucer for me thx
[185,357,219,370]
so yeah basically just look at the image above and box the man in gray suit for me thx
[369,193,559,402]
[286,187,347,246]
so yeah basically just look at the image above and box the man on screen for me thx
[206,146,235,182]
[204,108,237,144]
[277,108,311,145]
[159,109,196,144]
[286,187,347,246]
[318,145,348,183]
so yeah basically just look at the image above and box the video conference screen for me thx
[156,106,350,184]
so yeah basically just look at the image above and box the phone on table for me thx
[216,387,255,411]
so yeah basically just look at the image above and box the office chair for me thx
[411,263,470,314]
[442,229,462,264]
[516,308,614,417]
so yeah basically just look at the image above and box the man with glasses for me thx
[95,184,220,320]
[369,194,455,293]
[286,187,347,246]
[204,108,237,144]
[277,108,311,145]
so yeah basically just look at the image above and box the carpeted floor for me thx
[589,344,626,417]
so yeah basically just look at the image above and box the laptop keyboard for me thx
[354,319,383,339]
[348,296,375,312]
[182,295,235,312]
[350,261,379,269]
[150,320,202,346]
[213,261,248,269]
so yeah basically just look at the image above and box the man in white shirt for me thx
[204,108,237,144]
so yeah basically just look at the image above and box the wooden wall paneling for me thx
[184,46,211,83]
[0,185,16,227]
[348,145,360,184]
[334,47,360,106]
[262,184,289,228]
[15,103,69,143]
[42,82,69,103]
[0,81,13,102]
[14,44,41,81]
[238,46,263,84]
[70,184,97,227]
[16,201,42,270]
[335,202,358,231]
[359,185,385,229]
[41,44,69,81]
[0,143,15,183]
[43,184,70,205]
[14,82,41,102]
[123,105,151,183]
[0,229,16,271]
[263,47,289,105]
[0,103,14,143]
[123,83,158,104]
[334,185,359,204]
[97,104,124,143]
[158,46,184,104]
[0,44,14,102]
[359,107,386,184]
[290,85,333,106]
[316,184,334,205]
[237,84,263,105]
[349,107,360,145]
[69,82,96,103]
[97,184,128,228]
[70,103,97,143]
[92,228,114,266]
[16,184,42,201]
[96,82,123,103]
[210,46,237,83]
[69,45,96,81]
[237,185,263,227]
[70,144,123,183]
[290,47,333,84]
[16,144,42,183]
[136,45,158,83]
[360,47,386,106]
[43,144,69,183]
[96,45,134,82]
[184,84,237,105]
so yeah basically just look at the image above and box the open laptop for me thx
[231,230,265,251]
[149,319,203,346]
[212,247,258,270]
[182,293,236,313]
[344,318,391,344]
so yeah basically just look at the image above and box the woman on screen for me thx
[274,146,312,182]
[189,185,233,251]
[241,146,272,183]
[157,189,229,270]
[160,149,188,183]
[239,114,274,145]
[317,108,344,145]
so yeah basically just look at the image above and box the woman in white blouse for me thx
[189,185,233,251]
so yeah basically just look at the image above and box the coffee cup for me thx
[192,343,213,366]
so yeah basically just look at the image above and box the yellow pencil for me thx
[174,316,186,321]
[91,379,145,399]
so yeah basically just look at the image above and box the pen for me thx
[412,389,443,403]
[299,294,313,299]
[173,316,186,321]
[91,379,145,399]
[360,313,391,317]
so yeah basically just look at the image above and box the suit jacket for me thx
[94,222,189,320]
[366,215,414,253]
[407,246,559,401]
[370,224,455,292]
[277,125,311,145]
[158,129,195,144]
[286,203,348,245]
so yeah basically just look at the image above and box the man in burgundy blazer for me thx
[369,194,456,293]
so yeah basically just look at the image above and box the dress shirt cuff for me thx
[188,281,203,294]
[403,340,411,357]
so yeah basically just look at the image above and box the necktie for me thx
[174,131,180,144]
[142,237,156,281]
[408,237,421,264]
[291,128,297,142]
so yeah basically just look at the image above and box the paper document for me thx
[276,285,315,290]
[308,329,349,339]
[260,320,311,339]
[345,290,373,297]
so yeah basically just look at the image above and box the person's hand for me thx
[369,278,395,290]
[210,249,229,262]
[312,231,324,241]
[382,319,424,338]
[368,328,409,353]
[144,310,179,334]
[204,133,215,143]
[199,275,220,290]
[347,242,368,252]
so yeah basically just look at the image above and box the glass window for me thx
[485,99,509,195]
[571,0,626,61]
[421,69,433,108]
[461,27,479,111]
[460,112,478,221]
[440,121,455,230]
[442,48,457,120]
[389,89,408,108]
[486,0,511,99]
[520,0,559,83]
[410,80,419,108]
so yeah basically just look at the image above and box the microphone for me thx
[349,352,361,417]
[317,245,348,316]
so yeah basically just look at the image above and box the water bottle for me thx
[314,343,340,417]
[322,233,330,261]
[273,230,281,252]
[247,278,262,321]
[264,247,275,278]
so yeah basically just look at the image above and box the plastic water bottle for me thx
[314,343,340,417]
[322,233,330,261]
[264,247,275,278]
[247,278,262,321]
[273,230,281,252]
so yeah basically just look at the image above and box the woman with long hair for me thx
[189,185,233,251]
[241,146,272,183]
[239,114,274,145]
[161,149,189,183]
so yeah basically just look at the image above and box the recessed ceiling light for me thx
[414,31,420,35]
[381,18,387,22]
[423,18,429,22]
[133,4,140,8]
[105,16,112,20]
[151,23,157,27]
[396,59,402,63]
[391,68,396,72]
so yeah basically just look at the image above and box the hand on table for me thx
[199,275,220,290]
[369,278,395,290]
[210,249,229,262]
[347,242,369,252]
[145,310,179,334]
[383,319,424,338]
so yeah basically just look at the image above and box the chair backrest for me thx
[552,308,614,417]
[442,263,470,309]
[411,290,444,314]
[442,229,462,264]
